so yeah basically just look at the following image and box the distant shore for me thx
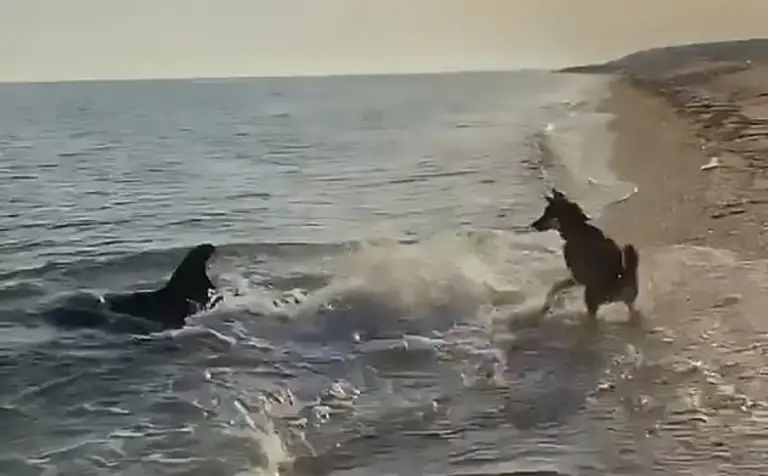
[565,38,768,260]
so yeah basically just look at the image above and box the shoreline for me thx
[575,43,768,473]
[598,77,718,252]
[578,40,768,260]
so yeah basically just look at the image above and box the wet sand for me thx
[574,40,768,474]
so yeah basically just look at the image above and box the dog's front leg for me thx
[541,277,577,314]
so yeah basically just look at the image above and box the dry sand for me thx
[603,64,768,258]
[596,43,768,332]
[563,40,768,474]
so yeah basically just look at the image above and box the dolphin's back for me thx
[105,289,190,329]
[104,243,220,329]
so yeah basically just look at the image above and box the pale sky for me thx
[2,0,768,82]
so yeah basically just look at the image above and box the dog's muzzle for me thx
[530,216,557,232]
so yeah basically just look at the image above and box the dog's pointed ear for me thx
[551,188,565,199]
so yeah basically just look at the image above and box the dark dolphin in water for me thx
[104,243,222,329]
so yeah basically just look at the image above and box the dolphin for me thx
[104,243,222,329]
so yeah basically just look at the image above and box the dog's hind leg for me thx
[619,244,641,324]
[618,280,641,324]
[621,289,642,325]
[584,286,602,324]
[540,277,577,314]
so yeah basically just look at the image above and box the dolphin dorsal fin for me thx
[164,243,216,299]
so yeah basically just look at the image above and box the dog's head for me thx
[530,188,591,232]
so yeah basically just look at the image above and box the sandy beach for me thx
[576,39,768,257]
[598,42,768,326]
[571,40,768,474]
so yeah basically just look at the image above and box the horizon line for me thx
[0,66,572,86]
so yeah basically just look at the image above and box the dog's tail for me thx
[620,244,639,288]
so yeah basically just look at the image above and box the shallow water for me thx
[2,71,763,476]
